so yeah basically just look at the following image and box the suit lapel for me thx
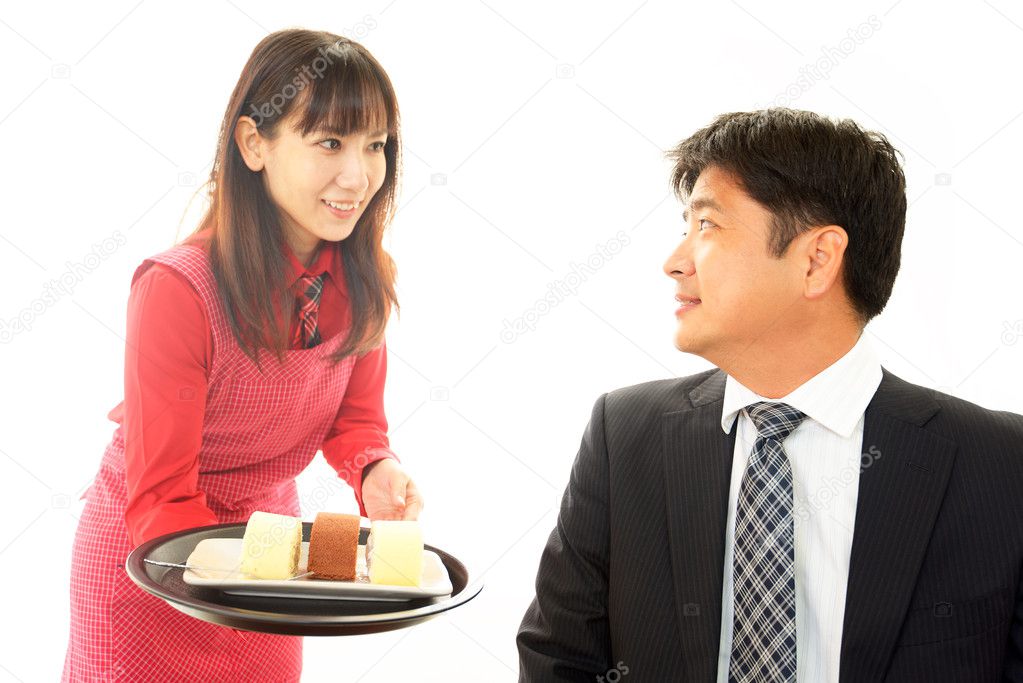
[663,369,736,680]
[839,367,957,681]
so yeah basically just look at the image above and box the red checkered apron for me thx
[63,243,358,682]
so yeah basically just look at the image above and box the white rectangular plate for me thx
[182,538,452,601]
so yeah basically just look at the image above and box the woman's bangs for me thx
[293,55,394,139]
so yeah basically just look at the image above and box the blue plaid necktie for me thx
[293,273,326,349]
[729,401,807,683]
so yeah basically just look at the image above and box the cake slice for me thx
[239,511,302,579]
[366,520,423,587]
[307,512,360,580]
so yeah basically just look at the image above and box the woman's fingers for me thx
[363,462,424,522]
[402,478,423,520]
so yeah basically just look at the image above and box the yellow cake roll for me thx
[366,520,423,586]
[239,511,302,579]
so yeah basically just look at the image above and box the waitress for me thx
[62,29,422,682]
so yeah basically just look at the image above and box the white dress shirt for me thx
[715,331,883,683]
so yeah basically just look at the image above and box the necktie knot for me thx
[745,401,806,444]
[299,273,326,302]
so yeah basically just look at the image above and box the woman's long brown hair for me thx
[182,29,401,373]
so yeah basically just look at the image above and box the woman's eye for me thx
[319,139,386,152]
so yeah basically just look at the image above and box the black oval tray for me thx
[125,522,482,636]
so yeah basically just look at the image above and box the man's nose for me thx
[663,238,694,279]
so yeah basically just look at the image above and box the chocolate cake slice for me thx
[307,512,360,580]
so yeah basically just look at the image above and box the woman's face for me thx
[235,110,388,265]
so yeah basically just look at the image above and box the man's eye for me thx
[682,220,714,239]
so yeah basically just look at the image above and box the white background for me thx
[2,1,1023,681]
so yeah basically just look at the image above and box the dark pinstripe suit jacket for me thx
[517,367,1023,682]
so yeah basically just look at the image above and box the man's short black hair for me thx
[667,108,906,326]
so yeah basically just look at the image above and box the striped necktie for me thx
[293,273,326,349]
[729,401,807,683]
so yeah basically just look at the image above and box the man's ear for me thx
[803,225,848,300]
[234,116,266,172]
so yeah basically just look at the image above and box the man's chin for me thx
[673,332,710,359]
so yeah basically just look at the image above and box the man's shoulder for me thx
[878,371,1023,493]
[886,370,1023,441]
[602,368,720,419]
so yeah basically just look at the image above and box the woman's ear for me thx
[234,116,266,172]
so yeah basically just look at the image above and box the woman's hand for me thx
[361,458,423,521]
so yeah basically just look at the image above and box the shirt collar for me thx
[720,331,883,438]
[281,240,347,297]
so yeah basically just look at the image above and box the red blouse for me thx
[106,236,397,548]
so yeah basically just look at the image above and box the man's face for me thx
[663,165,810,370]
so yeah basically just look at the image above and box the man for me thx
[516,108,1023,682]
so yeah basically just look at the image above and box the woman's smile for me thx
[321,198,361,219]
